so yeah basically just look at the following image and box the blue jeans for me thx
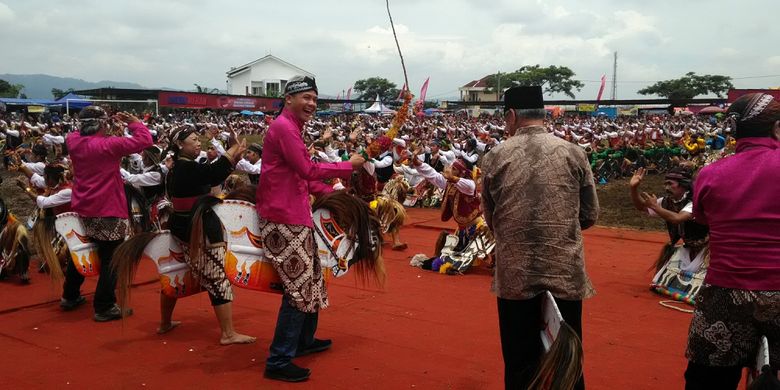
[266,295,318,369]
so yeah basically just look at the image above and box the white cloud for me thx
[0,2,13,22]
[0,0,777,99]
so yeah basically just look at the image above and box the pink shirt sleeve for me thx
[308,180,335,196]
[278,125,352,181]
[101,122,153,158]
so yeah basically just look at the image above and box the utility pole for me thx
[496,71,501,102]
[611,51,618,100]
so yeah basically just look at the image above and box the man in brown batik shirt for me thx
[481,86,599,390]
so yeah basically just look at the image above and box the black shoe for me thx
[264,363,311,382]
[60,296,87,311]
[93,304,133,322]
[295,338,332,357]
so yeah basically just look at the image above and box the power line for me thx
[576,74,780,84]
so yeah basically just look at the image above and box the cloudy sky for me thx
[1,0,778,100]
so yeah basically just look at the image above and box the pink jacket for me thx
[256,109,353,227]
[693,137,780,290]
[68,122,153,218]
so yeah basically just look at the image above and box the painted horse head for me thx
[311,191,385,286]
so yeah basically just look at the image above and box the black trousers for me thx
[62,239,123,313]
[497,295,585,390]
[684,362,742,390]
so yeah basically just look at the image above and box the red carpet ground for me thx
[0,208,690,389]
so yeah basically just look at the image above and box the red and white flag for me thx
[596,74,606,102]
[419,77,430,102]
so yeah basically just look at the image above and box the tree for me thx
[193,84,219,94]
[484,65,585,99]
[0,79,24,98]
[51,88,76,99]
[638,72,733,100]
[353,77,400,102]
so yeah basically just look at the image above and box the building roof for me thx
[226,54,315,78]
[460,74,494,89]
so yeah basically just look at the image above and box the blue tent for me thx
[240,110,254,115]
[55,93,92,109]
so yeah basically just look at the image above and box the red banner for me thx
[727,89,780,103]
[158,91,282,111]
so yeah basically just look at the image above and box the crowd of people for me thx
[0,79,777,389]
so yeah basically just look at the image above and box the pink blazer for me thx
[67,121,153,218]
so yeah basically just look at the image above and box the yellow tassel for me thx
[439,262,453,274]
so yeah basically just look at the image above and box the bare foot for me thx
[157,321,181,335]
[220,332,257,345]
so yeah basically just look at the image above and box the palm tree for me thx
[193,84,219,94]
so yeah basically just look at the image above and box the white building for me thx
[226,55,315,96]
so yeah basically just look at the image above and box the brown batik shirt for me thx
[481,125,599,301]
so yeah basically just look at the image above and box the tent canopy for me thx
[0,97,56,106]
[363,95,395,114]
[55,93,92,109]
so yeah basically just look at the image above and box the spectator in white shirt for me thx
[235,143,262,185]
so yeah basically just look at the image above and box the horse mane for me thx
[383,176,410,204]
[374,195,407,234]
[312,191,385,287]
[224,183,256,203]
[527,322,583,390]
[125,183,150,234]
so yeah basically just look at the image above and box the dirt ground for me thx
[594,173,667,231]
[0,170,38,221]
[0,168,668,232]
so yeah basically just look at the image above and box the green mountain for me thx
[0,74,149,99]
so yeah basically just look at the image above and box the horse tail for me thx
[32,217,62,283]
[188,196,223,277]
[527,322,583,390]
[313,191,386,287]
[652,242,675,273]
[112,232,159,313]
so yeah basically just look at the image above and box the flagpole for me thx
[386,0,409,96]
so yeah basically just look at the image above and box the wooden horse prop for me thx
[747,336,779,390]
[650,245,708,306]
[47,186,159,284]
[110,189,384,308]
[528,291,584,390]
